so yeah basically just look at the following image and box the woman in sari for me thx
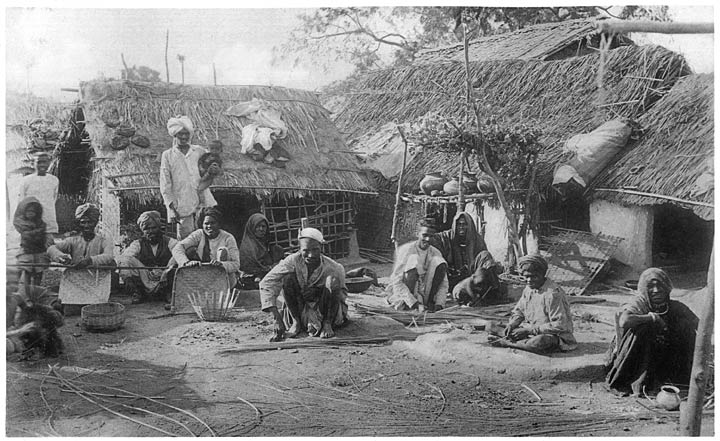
[431,212,487,290]
[605,268,698,395]
[238,213,284,289]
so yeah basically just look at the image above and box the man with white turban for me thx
[260,227,348,341]
[116,211,178,304]
[47,203,115,268]
[160,116,217,239]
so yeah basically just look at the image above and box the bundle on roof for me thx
[81,80,374,206]
[334,45,690,193]
[590,74,714,220]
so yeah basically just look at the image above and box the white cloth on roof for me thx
[227,99,288,154]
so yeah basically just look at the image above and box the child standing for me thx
[13,197,54,297]
[17,152,59,235]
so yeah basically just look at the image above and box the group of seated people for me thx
[10,202,699,397]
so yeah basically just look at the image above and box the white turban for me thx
[167,116,194,137]
[298,227,324,244]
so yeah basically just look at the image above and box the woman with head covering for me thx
[431,212,487,290]
[605,268,698,395]
[490,254,576,354]
[452,250,507,307]
[160,115,217,240]
[171,207,241,287]
[13,197,54,293]
[238,213,284,289]
[116,211,179,304]
[47,203,115,268]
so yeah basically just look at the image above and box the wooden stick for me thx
[594,188,713,208]
[165,30,170,83]
[6,263,169,271]
[390,125,409,249]
[597,20,714,35]
[681,248,714,435]
[109,185,379,196]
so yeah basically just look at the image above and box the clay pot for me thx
[476,172,496,193]
[443,178,459,195]
[420,172,446,195]
[131,135,150,148]
[656,385,681,411]
[461,173,477,194]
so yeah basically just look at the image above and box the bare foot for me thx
[307,324,320,337]
[319,322,335,339]
[285,324,300,338]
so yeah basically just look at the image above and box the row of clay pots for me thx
[419,172,496,196]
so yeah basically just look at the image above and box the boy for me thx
[198,139,223,208]
[17,153,59,235]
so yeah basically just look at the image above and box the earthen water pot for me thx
[443,178,460,195]
[656,385,681,411]
[419,172,446,195]
[476,172,496,193]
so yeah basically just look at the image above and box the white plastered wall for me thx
[589,200,653,270]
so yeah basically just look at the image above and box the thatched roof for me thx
[590,74,714,220]
[81,80,374,205]
[415,19,632,65]
[334,45,691,193]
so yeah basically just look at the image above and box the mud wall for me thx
[589,200,653,270]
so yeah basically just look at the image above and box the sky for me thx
[3,4,717,100]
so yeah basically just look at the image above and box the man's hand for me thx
[57,254,72,265]
[168,206,180,223]
[510,327,532,341]
[267,306,285,342]
[182,260,201,267]
[209,260,224,267]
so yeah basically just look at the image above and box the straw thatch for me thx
[80,80,374,206]
[590,74,714,220]
[415,19,632,65]
[334,45,690,193]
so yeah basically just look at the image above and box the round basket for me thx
[81,302,125,332]
[346,276,374,293]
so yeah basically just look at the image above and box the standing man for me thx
[260,228,348,341]
[386,218,448,312]
[17,152,59,235]
[160,116,217,239]
[491,254,577,354]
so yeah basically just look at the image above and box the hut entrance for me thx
[213,193,262,244]
[263,194,354,260]
[652,204,713,270]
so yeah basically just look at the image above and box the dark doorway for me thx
[652,204,713,270]
[213,192,262,244]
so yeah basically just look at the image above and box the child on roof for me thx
[13,197,54,297]
[197,139,224,208]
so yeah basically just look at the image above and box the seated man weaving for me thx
[47,203,115,269]
[260,228,348,341]
[386,218,448,312]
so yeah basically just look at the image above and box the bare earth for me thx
[5,255,715,437]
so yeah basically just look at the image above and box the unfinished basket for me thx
[187,289,240,322]
[172,265,230,314]
[81,302,125,332]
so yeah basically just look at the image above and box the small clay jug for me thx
[476,171,496,193]
[656,385,681,411]
[419,172,446,195]
[443,178,460,195]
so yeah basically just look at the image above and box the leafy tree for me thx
[276,6,671,74]
[122,65,162,82]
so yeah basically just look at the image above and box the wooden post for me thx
[165,30,170,83]
[390,125,410,249]
[213,63,217,86]
[681,248,714,436]
[457,150,466,213]
[596,20,714,35]
[120,53,129,80]
[177,54,185,85]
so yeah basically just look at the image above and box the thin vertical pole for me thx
[391,126,409,249]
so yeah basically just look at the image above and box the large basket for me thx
[187,289,240,322]
[81,302,125,332]
[172,265,230,314]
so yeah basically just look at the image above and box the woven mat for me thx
[171,265,230,314]
[59,269,112,305]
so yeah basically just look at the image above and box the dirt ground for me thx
[5,254,715,437]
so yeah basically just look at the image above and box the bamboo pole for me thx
[164,30,170,83]
[457,150,466,213]
[120,53,129,80]
[213,63,217,86]
[594,188,713,208]
[681,248,714,436]
[391,125,410,249]
[596,20,714,35]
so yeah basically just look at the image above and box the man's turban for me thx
[518,254,548,274]
[167,116,194,137]
[298,227,324,244]
[137,210,162,230]
[75,203,100,222]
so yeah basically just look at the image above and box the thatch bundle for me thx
[80,81,373,206]
[590,74,714,220]
[334,45,690,192]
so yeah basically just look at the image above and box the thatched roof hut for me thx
[335,44,691,193]
[590,74,714,220]
[81,80,374,206]
[415,18,632,64]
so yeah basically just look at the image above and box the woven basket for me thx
[172,265,230,314]
[187,289,240,322]
[81,302,125,332]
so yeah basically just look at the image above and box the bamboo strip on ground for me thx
[219,333,418,354]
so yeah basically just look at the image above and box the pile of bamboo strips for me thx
[187,289,240,322]
[352,303,512,326]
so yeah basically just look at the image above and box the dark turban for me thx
[518,254,548,275]
[75,203,100,222]
[137,211,162,230]
[196,206,223,229]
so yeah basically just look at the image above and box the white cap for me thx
[298,227,324,244]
